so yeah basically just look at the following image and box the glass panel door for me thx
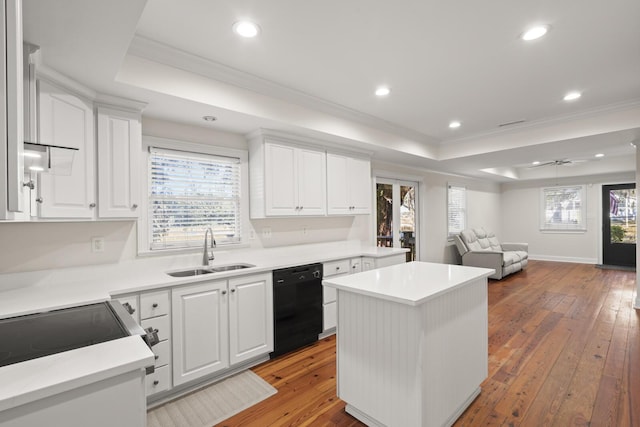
[602,183,636,267]
[376,179,418,261]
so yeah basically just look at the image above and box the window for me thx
[540,185,586,231]
[447,184,466,237]
[147,146,242,251]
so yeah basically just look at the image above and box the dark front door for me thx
[602,184,636,267]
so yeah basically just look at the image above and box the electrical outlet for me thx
[262,227,272,239]
[91,237,105,253]
[249,229,256,240]
[303,226,308,235]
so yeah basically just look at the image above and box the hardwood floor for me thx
[218,261,640,426]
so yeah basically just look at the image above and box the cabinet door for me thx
[38,80,95,218]
[96,107,141,218]
[228,273,274,365]
[348,157,372,214]
[326,153,350,215]
[265,143,298,216]
[296,148,326,216]
[172,280,229,386]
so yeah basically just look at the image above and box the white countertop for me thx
[0,241,405,414]
[323,261,494,306]
[0,335,154,412]
[0,241,407,319]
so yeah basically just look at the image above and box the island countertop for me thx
[322,261,495,306]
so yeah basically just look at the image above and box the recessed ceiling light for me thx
[449,121,461,129]
[521,25,550,41]
[202,115,217,122]
[563,91,582,101]
[375,86,391,97]
[595,153,604,158]
[233,21,260,38]
[532,161,540,165]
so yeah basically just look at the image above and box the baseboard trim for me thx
[529,254,598,264]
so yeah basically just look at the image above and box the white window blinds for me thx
[540,185,586,231]
[448,184,467,236]
[148,147,242,250]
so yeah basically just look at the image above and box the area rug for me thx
[147,370,277,427]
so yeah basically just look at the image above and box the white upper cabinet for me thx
[96,106,141,218]
[250,136,326,218]
[326,153,371,215]
[37,80,95,218]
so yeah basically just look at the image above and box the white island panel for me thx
[326,262,493,427]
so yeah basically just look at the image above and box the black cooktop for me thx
[0,302,129,368]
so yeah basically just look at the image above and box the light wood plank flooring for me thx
[218,261,640,426]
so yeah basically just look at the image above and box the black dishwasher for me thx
[270,263,323,358]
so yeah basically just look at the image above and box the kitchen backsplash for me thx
[0,215,370,274]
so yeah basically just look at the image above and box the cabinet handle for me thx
[152,303,158,308]
[89,203,96,208]
[36,197,43,204]
[153,380,159,386]
[153,329,159,334]
[132,204,138,209]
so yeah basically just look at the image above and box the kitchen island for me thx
[323,261,494,427]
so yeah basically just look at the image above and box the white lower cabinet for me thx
[172,280,229,387]
[119,290,172,398]
[322,255,406,332]
[172,273,273,387]
[229,274,274,365]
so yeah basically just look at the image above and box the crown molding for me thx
[127,35,438,146]
[442,98,640,146]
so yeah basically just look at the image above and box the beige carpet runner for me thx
[147,370,277,427]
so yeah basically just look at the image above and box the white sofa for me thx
[453,227,528,280]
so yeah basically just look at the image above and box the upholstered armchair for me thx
[453,227,528,280]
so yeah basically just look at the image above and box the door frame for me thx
[601,183,636,267]
[373,171,422,261]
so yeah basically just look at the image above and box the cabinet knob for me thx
[222,290,227,295]
[299,206,303,210]
[154,355,159,360]
[89,203,96,208]
[132,204,138,209]
[153,380,159,386]
[152,303,158,308]
[231,288,236,293]
[36,197,43,204]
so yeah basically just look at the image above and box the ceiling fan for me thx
[529,159,587,168]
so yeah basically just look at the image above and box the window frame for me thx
[539,185,587,232]
[447,183,467,238]
[137,136,249,255]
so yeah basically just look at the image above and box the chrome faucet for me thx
[203,227,217,266]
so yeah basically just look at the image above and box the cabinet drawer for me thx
[323,302,336,331]
[152,340,170,368]
[141,315,170,342]
[323,285,337,304]
[146,365,170,396]
[324,259,350,277]
[140,290,169,319]
[115,295,139,323]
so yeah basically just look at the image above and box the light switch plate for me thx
[91,237,105,253]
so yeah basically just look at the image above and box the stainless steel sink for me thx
[167,268,215,277]
[167,263,255,277]
[210,263,254,272]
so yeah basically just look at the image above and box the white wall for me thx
[501,172,635,264]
